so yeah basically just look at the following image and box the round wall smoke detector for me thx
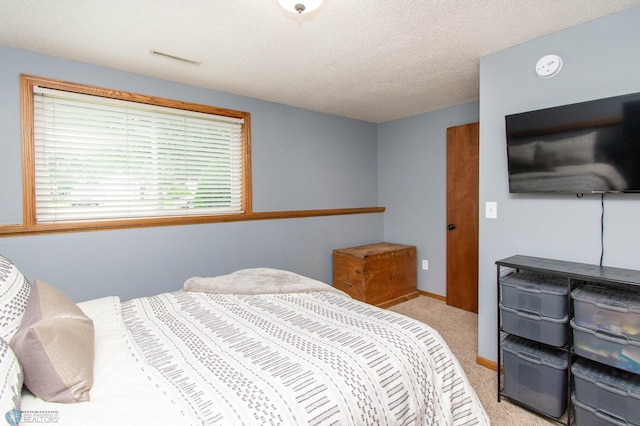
[535,54,563,78]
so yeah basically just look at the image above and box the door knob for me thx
[447,224,456,230]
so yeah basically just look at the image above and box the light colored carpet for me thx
[388,296,555,425]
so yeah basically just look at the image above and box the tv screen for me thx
[505,92,640,194]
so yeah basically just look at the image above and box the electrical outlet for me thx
[422,260,429,270]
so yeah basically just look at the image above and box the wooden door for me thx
[446,122,479,313]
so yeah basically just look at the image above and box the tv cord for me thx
[600,193,605,266]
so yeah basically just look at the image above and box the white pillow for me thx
[0,337,23,423]
[0,255,31,342]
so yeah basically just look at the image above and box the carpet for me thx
[389,296,556,425]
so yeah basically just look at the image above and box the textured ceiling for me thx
[1,0,639,123]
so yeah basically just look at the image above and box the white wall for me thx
[478,6,640,361]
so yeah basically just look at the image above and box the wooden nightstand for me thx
[333,242,418,308]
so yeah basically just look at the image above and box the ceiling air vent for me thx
[150,50,200,66]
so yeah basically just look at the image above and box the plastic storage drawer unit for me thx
[500,303,569,347]
[572,285,640,342]
[572,359,640,426]
[500,272,569,319]
[502,335,569,418]
[572,319,640,375]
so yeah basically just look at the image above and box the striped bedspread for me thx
[121,278,489,425]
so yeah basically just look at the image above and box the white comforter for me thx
[20,296,193,425]
[21,269,489,425]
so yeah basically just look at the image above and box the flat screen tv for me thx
[505,91,640,194]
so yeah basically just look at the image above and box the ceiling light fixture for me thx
[277,0,324,14]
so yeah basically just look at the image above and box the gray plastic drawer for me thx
[500,303,569,347]
[502,335,569,418]
[572,359,640,425]
[500,272,568,319]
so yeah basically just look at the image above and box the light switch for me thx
[485,202,497,219]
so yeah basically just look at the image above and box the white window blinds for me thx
[32,86,245,223]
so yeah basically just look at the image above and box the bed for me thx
[1,255,489,425]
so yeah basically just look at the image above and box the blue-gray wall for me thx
[478,6,640,361]
[2,6,639,364]
[378,5,640,364]
[0,46,382,301]
[378,102,479,295]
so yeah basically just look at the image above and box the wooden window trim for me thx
[19,74,253,232]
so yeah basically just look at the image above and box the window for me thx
[21,75,251,230]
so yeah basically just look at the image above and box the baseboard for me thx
[376,292,420,309]
[476,355,498,371]
[417,290,446,302]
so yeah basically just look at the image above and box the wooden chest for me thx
[332,242,418,308]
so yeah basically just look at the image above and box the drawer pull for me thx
[342,281,353,287]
